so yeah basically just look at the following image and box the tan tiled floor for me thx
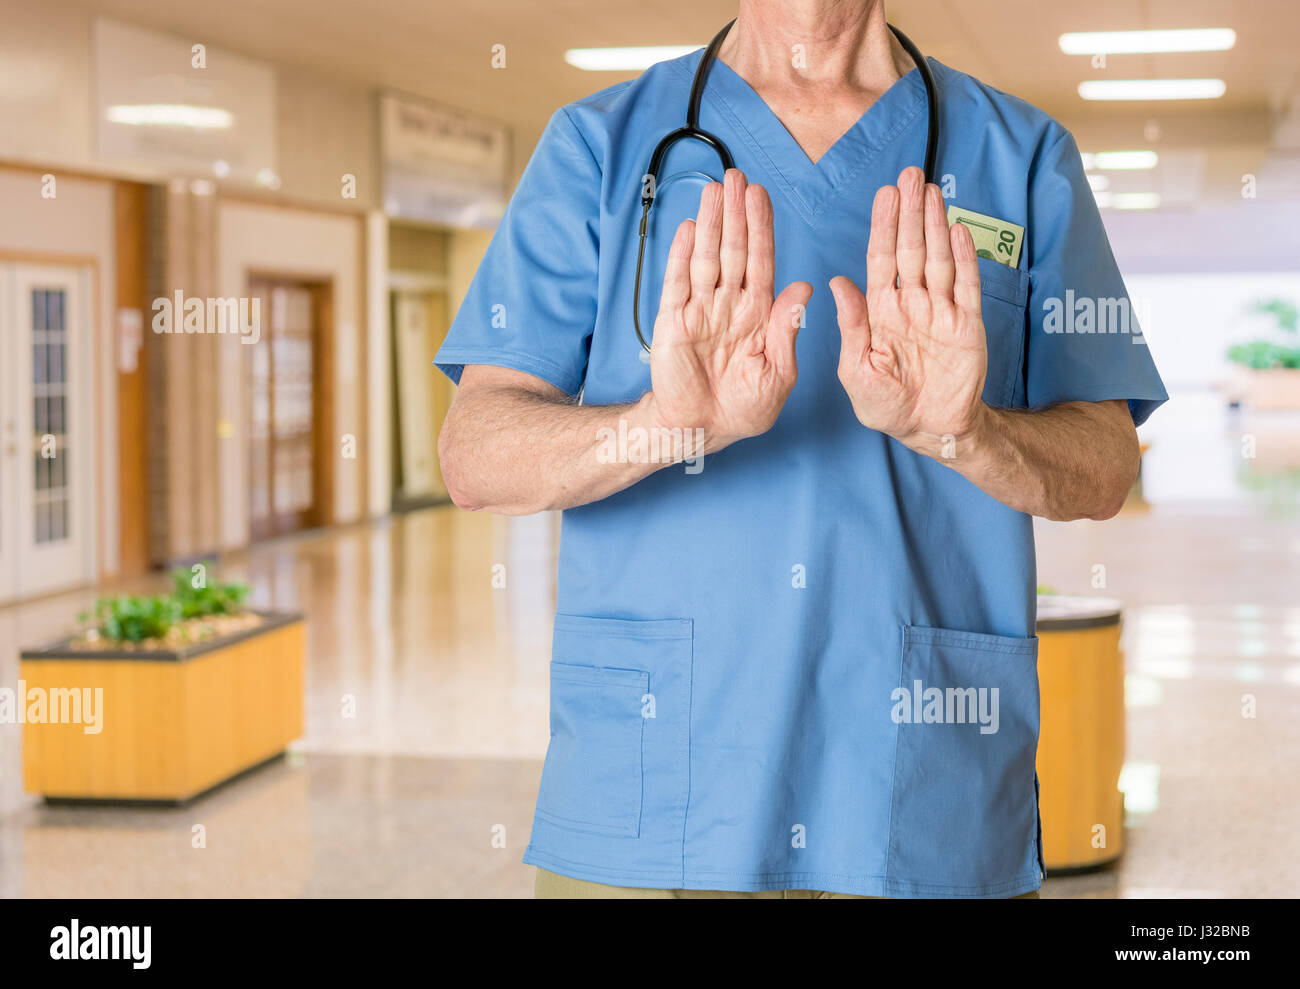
[1,393,1298,897]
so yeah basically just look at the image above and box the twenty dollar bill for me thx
[946,206,1024,269]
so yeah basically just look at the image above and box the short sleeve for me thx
[435,108,600,396]
[1024,129,1168,426]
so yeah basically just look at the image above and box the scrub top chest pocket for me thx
[976,257,1031,409]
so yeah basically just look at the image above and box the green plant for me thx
[75,565,252,644]
[169,565,251,618]
[1227,297,1300,369]
[81,594,181,643]
[1226,340,1300,370]
[1250,298,1299,333]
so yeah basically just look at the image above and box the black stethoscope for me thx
[633,19,940,352]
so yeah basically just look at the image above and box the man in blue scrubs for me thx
[436,0,1166,898]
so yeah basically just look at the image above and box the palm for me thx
[650,172,813,447]
[832,168,988,447]
[652,287,789,440]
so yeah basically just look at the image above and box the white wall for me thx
[1124,271,1300,393]
[0,3,95,170]
[0,166,117,579]
[0,3,380,211]
[216,200,365,548]
[0,167,117,580]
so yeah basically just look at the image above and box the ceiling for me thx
[68,0,1300,206]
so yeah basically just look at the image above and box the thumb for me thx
[829,276,870,353]
[767,280,814,375]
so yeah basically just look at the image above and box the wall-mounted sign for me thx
[93,17,277,185]
[380,92,508,229]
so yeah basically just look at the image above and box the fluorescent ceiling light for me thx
[1087,173,1110,192]
[106,104,234,129]
[1081,150,1159,171]
[1092,190,1113,209]
[1078,78,1226,101]
[1060,29,1236,55]
[1112,193,1162,210]
[565,45,701,71]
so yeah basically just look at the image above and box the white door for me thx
[0,263,94,601]
[392,290,440,499]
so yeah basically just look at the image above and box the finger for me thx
[895,166,926,289]
[829,275,870,355]
[719,169,748,291]
[658,218,696,313]
[744,184,776,299]
[690,182,724,301]
[951,221,983,318]
[866,185,899,298]
[923,184,955,300]
[767,280,814,376]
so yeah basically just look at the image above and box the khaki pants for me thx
[535,868,1040,899]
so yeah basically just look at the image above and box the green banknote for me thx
[946,205,1024,269]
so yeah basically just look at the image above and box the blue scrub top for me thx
[437,51,1167,897]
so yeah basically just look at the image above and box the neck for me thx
[718,0,910,91]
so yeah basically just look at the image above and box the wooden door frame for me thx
[244,272,335,542]
[0,259,97,600]
[113,181,151,576]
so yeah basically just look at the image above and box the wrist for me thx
[635,392,716,463]
[903,402,995,466]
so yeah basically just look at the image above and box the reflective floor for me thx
[1,390,1298,897]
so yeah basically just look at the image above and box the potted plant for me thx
[1227,298,1300,411]
[19,565,304,803]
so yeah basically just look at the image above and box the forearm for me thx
[439,384,702,515]
[914,399,1140,521]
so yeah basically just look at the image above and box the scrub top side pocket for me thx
[886,624,1041,896]
[976,258,1031,409]
[535,616,694,844]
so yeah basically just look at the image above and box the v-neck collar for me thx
[668,50,932,224]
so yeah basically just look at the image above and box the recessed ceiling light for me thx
[1060,29,1236,55]
[1081,151,1159,171]
[1078,79,1226,101]
[106,104,234,129]
[1113,193,1162,210]
[565,45,701,71]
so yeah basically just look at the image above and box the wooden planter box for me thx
[1231,367,1300,411]
[19,612,304,803]
[1035,596,1124,874]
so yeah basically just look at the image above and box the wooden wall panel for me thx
[114,181,150,576]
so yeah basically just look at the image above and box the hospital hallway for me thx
[1,392,1297,898]
[1,2,1297,962]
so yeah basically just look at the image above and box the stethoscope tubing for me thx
[633,20,939,352]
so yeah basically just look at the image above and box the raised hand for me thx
[648,169,814,453]
[830,166,988,455]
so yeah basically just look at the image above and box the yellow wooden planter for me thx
[19,613,304,803]
[1035,596,1124,873]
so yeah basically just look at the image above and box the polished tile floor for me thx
[1,391,1298,897]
